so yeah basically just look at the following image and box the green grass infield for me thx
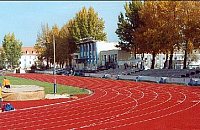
[0,76,89,95]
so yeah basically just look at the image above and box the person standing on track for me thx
[3,77,11,88]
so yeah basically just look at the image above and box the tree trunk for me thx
[134,46,137,59]
[168,49,174,69]
[151,52,156,69]
[183,41,188,69]
[46,57,49,69]
[140,53,144,70]
[69,55,72,68]
[62,62,64,68]
[163,53,168,69]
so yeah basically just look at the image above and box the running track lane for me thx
[0,74,199,130]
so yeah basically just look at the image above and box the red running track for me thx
[0,74,200,130]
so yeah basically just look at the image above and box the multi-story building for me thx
[136,49,200,69]
[71,38,200,70]
[99,49,131,68]
[19,47,38,69]
[72,38,118,70]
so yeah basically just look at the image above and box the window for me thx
[29,61,31,64]
[26,51,27,54]
[93,43,95,51]
[32,51,34,54]
[115,54,117,61]
[104,55,107,61]
[89,43,91,51]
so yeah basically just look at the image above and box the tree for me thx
[34,24,52,68]
[2,33,22,69]
[0,49,6,69]
[132,1,200,69]
[178,1,200,69]
[59,22,77,67]
[134,1,164,69]
[68,6,107,43]
[116,1,142,58]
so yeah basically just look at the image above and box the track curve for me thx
[0,74,200,130]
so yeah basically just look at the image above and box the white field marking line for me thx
[2,89,136,128]
[80,92,138,127]
[129,88,145,100]
[7,80,162,128]
[35,92,139,130]
[3,86,138,129]
[8,104,136,128]
[78,89,172,129]
[88,91,186,129]
[0,87,97,115]
[80,89,181,129]
[135,89,159,106]
[1,79,173,128]
[3,91,134,125]
[0,88,107,124]
[0,79,124,122]
[103,99,200,130]
[20,86,104,111]
[34,86,141,129]
[0,88,107,123]
[41,85,155,129]
[0,87,104,120]
[132,92,172,113]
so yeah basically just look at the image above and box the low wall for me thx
[85,73,200,86]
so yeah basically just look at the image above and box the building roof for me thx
[21,47,36,54]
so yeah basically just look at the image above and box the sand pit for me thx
[2,85,45,101]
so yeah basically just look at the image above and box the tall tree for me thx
[2,33,22,69]
[134,1,164,69]
[34,24,52,68]
[116,1,142,58]
[68,6,107,43]
[0,49,6,69]
[179,1,200,69]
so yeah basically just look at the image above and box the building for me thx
[19,47,38,69]
[99,49,131,68]
[72,38,118,70]
[136,49,200,69]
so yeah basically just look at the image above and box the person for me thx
[0,83,2,112]
[3,77,10,88]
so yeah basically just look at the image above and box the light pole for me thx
[53,35,57,94]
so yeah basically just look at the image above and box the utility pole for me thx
[53,34,57,94]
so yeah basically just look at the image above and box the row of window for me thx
[19,61,32,65]
[25,51,35,54]
[80,43,96,54]
[102,54,117,62]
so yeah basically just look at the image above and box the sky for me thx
[0,1,126,47]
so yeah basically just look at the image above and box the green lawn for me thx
[0,76,89,95]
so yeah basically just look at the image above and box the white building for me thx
[99,49,131,67]
[19,47,38,69]
[72,38,119,70]
[136,49,200,69]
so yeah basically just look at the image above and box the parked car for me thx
[56,69,70,75]
[73,70,85,76]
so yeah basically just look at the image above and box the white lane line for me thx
[0,88,138,125]
[103,100,200,130]
[90,91,188,129]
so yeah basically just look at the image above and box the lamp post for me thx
[53,35,57,94]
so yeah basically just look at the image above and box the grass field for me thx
[0,76,89,95]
